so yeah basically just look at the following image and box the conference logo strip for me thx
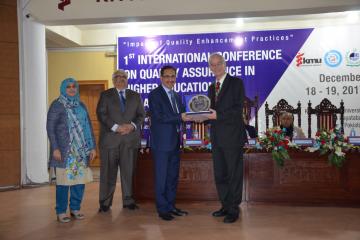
[296,50,360,68]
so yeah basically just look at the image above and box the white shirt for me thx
[162,84,179,113]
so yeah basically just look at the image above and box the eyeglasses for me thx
[113,74,127,79]
[66,85,77,89]
[162,75,176,79]
[210,62,224,68]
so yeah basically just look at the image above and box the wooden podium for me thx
[133,152,217,201]
[134,150,360,206]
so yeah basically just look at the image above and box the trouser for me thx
[99,145,137,207]
[212,146,244,216]
[56,184,85,214]
[152,149,180,214]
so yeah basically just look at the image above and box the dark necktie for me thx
[119,90,126,112]
[215,81,221,102]
[169,90,180,132]
[169,90,178,113]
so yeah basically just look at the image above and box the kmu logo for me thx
[295,52,322,67]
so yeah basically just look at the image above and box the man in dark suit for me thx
[205,53,245,223]
[97,69,145,212]
[244,113,258,139]
[148,65,191,221]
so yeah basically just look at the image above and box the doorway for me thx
[78,80,108,167]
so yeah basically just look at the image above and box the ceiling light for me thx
[234,36,244,47]
[236,18,244,26]
[145,39,159,52]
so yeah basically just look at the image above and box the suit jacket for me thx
[208,74,245,148]
[245,125,257,139]
[96,88,145,149]
[149,86,185,151]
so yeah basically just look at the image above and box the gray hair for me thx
[112,69,128,80]
[279,111,294,121]
[208,52,226,66]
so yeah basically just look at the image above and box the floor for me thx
[1,182,360,240]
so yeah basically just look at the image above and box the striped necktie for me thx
[169,90,178,113]
[215,81,221,102]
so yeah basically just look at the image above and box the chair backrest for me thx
[244,96,259,133]
[265,99,301,129]
[307,98,344,138]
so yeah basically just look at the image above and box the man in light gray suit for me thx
[97,69,145,212]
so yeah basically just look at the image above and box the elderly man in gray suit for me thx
[97,69,145,212]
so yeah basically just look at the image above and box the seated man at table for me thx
[278,111,305,140]
[243,113,257,139]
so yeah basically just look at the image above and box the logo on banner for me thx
[295,52,322,67]
[346,49,360,66]
[58,0,138,11]
[58,0,71,11]
[324,50,342,67]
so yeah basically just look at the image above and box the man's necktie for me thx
[169,90,178,113]
[119,90,126,112]
[215,81,221,102]
[169,90,180,132]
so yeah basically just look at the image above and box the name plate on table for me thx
[246,138,257,147]
[184,94,211,115]
[184,139,203,147]
[140,139,147,148]
[293,138,314,146]
[348,137,360,146]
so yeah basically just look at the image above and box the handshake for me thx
[181,108,217,123]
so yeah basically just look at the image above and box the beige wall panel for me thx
[0,150,20,187]
[48,51,115,103]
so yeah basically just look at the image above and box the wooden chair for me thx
[244,96,259,133]
[307,98,344,138]
[265,99,301,129]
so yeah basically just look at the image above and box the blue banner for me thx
[118,29,313,107]
[117,29,313,140]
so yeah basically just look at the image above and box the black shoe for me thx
[158,212,174,221]
[171,207,188,216]
[123,203,139,210]
[98,205,110,213]
[212,208,227,217]
[223,214,239,223]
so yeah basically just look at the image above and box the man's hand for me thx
[53,149,61,161]
[117,124,135,135]
[181,113,192,122]
[188,114,209,123]
[204,109,217,120]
